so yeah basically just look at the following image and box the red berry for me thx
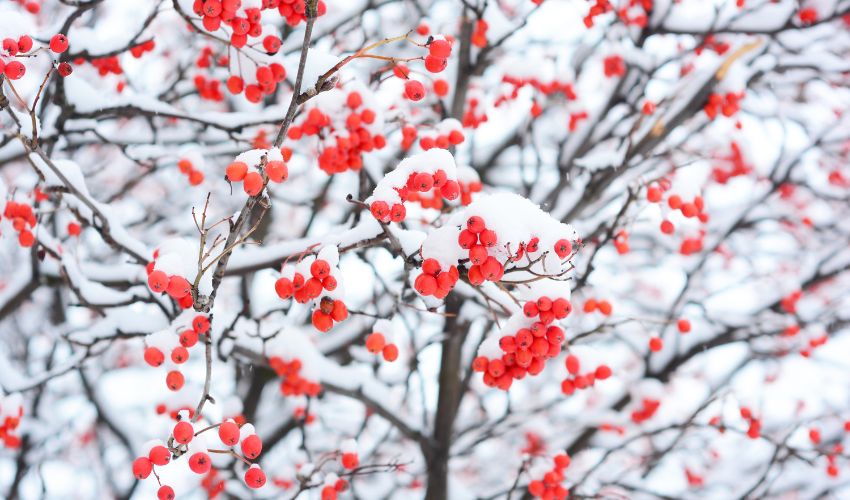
[312,310,333,332]
[166,275,191,299]
[243,171,264,195]
[241,434,263,459]
[677,319,691,333]
[144,347,165,367]
[147,270,168,292]
[554,239,573,258]
[424,55,447,73]
[132,457,153,479]
[382,343,399,361]
[17,35,33,53]
[218,420,240,446]
[57,62,73,77]
[565,354,580,375]
[188,452,211,474]
[429,39,452,58]
[466,216,486,233]
[157,485,175,500]
[404,80,425,101]
[173,421,194,444]
[149,445,171,466]
[226,161,248,181]
[310,259,331,278]
[179,329,199,347]
[263,35,281,54]
[370,200,389,221]
[649,337,663,352]
[275,277,294,299]
[166,370,185,391]
[171,346,189,364]
[245,466,267,488]
[49,34,69,54]
[193,315,210,333]
[365,333,386,353]
[4,61,25,80]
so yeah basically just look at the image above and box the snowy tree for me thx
[2,0,850,498]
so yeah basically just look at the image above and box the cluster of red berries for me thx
[704,92,743,120]
[615,0,651,27]
[630,397,661,423]
[473,295,573,390]
[560,354,612,395]
[275,257,338,304]
[462,97,488,128]
[370,169,461,223]
[405,171,479,210]
[527,454,571,499]
[288,92,387,174]
[135,416,267,496]
[1,33,68,80]
[277,0,328,27]
[82,54,123,76]
[177,158,205,186]
[712,141,752,184]
[269,356,321,397]
[226,63,287,103]
[144,315,210,391]
[364,332,399,362]
[459,216,506,284]
[456,176,483,206]
[568,110,589,131]
[4,201,37,247]
[147,263,194,308]
[603,54,626,78]
[413,258,460,299]
[191,0,300,47]
[695,34,730,56]
[194,74,226,102]
[423,38,452,74]
[582,0,614,27]
[413,125,465,151]
[320,475,350,500]
[646,182,709,249]
[0,394,23,449]
[129,40,156,58]
[739,406,762,439]
[227,151,290,196]
[582,298,612,316]
[311,296,349,332]
[501,76,577,107]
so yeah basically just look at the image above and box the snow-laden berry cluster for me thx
[274,245,347,332]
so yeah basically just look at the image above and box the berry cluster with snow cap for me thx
[415,118,465,151]
[143,314,211,392]
[367,149,461,223]
[147,239,211,309]
[287,84,387,174]
[416,192,577,299]
[0,393,23,448]
[192,0,325,43]
[364,319,399,362]
[274,245,348,332]
[473,285,573,391]
[226,147,291,196]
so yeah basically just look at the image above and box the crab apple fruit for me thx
[144,347,165,367]
[595,365,612,380]
[188,452,212,474]
[266,160,288,183]
[149,445,171,466]
[166,370,185,391]
[434,79,449,96]
[382,343,399,361]
[370,200,389,220]
[166,275,191,299]
[157,485,175,500]
[275,277,294,299]
[429,39,452,58]
[173,421,194,444]
[243,171,264,195]
[554,239,573,258]
[226,161,248,181]
[341,452,359,469]
[245,466,267,488]
[192,315,210,333]
[677,319,691,333]
[241,434,263,459]
[565,354,580,375]
[466,216,486,233]
[649,336,663,352]
[404,80,425,101]
[414,273,438,295]
[179,329,199,347]
[311,259,330,279]
[49,34,69,53]
[171,346,189,364]
[132,457,153,479]
[148,270,168,293]
[424,55,447,73]
[17,35,32,53]
[4,60,24,80]
[218,420,240,446]
[365,332,386,353]
[263,35,281,54]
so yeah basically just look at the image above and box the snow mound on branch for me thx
[367,148,459,205]
[421,192,578,271]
